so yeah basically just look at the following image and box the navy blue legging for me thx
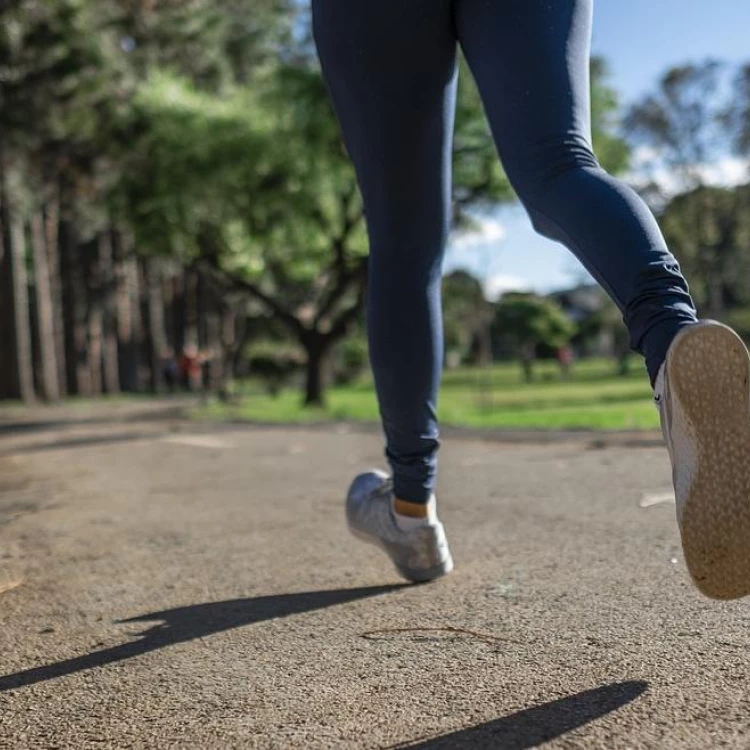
[312,0,698,503]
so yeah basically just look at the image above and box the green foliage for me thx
[626,61,728,187]
[590,57,631,175]
[247,340,303,397]
[453,58,513,220]
[333,336,368,385]
[442,269,491,364]
[723,307,750,341]
[111,0,294,88]
[660,185,750,314]
[0,0,667,407]
[0,0,132,221]
[494,293,576,351]
[493,293,576,380]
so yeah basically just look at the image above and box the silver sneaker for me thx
[346,470,453,583]
[656,320,750,599]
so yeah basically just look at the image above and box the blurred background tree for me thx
[492,294,576,383]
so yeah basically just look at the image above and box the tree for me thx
[590,57,631,175]
[122,40,516,407]
[0,0,133,400]
[111,0,293,89]
[442,270,492,367]
[660,185,750,316]
[0,2,638,407]
[626,61,747,318]
[492,293,576,382]
[626,61,728,194]
[731,63,750,158]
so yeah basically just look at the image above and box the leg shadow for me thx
[395,681,648,749]
[0,584,403,692]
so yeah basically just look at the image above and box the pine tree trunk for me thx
[0,225,12,400]
[30,212,59,402]
[44,195,67,395]
[0,209,15,400]
[114,231,142,392]
[86,239,103,397]
[59,219,91,396]
[143,258,167,393]
[0,169,35,402]
[100,230,120,395]
[184,269,199,349]
[172,271,186,356]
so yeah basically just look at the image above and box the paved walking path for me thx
[1,403,749,748]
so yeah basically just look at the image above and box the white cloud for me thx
[700,156,748,187]
[451,217,506,249]
[629,147,749,196]
[483,273,529,302]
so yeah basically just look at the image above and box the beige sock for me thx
[393,496,437,530]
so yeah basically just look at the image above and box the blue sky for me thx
[446,1,750,296]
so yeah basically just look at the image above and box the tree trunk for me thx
[221,306,237,390]
[0,221,10,400]
[113,231,142,392]
[183,269,199,349]
[143,258,167,393]
[86,239,104,397]
[59,219,91,396]
[172,271,186,356]
[478,324,493,366]
[302,333,332,407]
[30,212,59,402]
[99,231,120,395]
[203,303,222,394]
[521,346,535,384]
[0,177,35,402]
[44,195,67,395]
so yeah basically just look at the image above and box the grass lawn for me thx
[194,357,661,431]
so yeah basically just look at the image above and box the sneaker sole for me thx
[348,525,454,584]
[668,321,750,599]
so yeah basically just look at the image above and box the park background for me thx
[7,4,750,747]
[3,0,750,431]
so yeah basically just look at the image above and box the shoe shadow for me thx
[394,681,648,749]
[0,584,403,692]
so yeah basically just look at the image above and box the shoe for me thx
[346,470,453,583]
[655,320,750,599]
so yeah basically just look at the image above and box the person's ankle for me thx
[393,496,437,530]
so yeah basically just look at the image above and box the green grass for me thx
[194,357,661,431]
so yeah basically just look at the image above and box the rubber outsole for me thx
[668,322,750,600]
[348,525,453,584]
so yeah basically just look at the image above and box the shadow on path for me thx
[0,584,403,692]
[0,431,170,457]
[392,681,648,749]
[0,406,188,436]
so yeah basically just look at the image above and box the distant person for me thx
[179,346,202,392]
[162,350,180,392]
[313,0,750,600]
